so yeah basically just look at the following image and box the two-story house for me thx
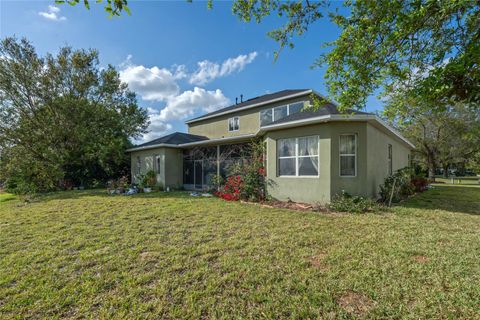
[127,89,414,204]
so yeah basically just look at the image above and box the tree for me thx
[232,0,480,113]
[398,104,480,179]
[0,37,148,192]
[55,0,130,17]
[56,0,479,116]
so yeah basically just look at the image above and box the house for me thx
[127,89,414,204]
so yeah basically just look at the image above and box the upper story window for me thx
[277,136,319,177]
[228,117,239,131]
[339,134,357,177]
[260,101,306,126]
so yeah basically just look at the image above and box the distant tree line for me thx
[0,37,148,193]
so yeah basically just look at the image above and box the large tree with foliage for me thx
[0,37,148,193]
[397,103,480,179]
[60,0,480,115]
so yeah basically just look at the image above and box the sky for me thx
[0,0,383,142]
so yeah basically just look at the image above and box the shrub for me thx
[379,167,415,203]
[411,177,429,192]
[215,140,267,202]
[215,175,243,201]
[142,170,156,187]
[328,191,380,214]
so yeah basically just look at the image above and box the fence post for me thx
[388,177,397,207]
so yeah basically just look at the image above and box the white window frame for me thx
[260,101,307,126]
[339,134,357,177]
[155,155,161,174]
[228,116,240,132]
[277,135,320,178]
[136,156,141,175]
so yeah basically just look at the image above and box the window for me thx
[156,155,161,174]
[339,134,356,177]
[273,105,288,121]
[228,117,239,131]
[136,156,141,175]
[277,136,319,177]
[388,144,393,175]
[260,101,306,126]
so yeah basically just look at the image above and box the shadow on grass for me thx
[33,189,197,203]
[398,185,480,215]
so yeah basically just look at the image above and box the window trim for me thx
[260,101,307,126]
[155,155,161,175]
[388,144,393,175]
[277,135,320,178]
[339,133,357,178]
[136,156,141,175]
[228,116,240,132]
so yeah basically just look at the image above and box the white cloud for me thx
[38,5,66,21]
[120,64,180,101]
[141,108,173,141]
[160,87,229,121]
[189,52,257,85]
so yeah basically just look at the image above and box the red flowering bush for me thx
[214,140,268,202]
[214,175,243,201]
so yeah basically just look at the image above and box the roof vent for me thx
[235,97,238,104]
[240,94,243,103]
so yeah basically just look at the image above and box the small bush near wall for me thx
[379,167,429,204]
[328,191,381,214]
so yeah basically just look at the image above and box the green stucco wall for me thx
[187,96,310,139]
[329,122,369,198]
[264,123,332,204]
[130,147,183,189]
[264,121,412,204]
[365,123,411,198]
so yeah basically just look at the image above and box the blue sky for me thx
[1,0,382,141]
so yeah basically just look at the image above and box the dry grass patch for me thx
[337,290,376,317]
[412,255,430,263]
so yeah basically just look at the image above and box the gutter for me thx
[126,134,257,152]
[128,114,414,153]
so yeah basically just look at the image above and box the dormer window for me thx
[228,117,239,131]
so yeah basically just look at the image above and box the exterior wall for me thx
[163,148,184,188]
[264,123,332,204]
[264,121,412,204]
[130,147,183,189]
[366,123,411,198]
[329,122,369,198]
[187,96,310,139]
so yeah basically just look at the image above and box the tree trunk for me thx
[443,164,449,178]
[427,153,436,182]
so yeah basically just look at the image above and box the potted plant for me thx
[107,179,117,194]
[143,170,156,193]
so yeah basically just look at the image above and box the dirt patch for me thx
[309,253,329,271]
[337,291,376,317]
[412,255,430,263]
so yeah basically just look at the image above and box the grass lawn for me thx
[0,192,15,203]
[1,186,479,319]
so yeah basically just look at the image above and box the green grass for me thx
[1,186,479,319]
[0,192,15,203]
[434,176,480,185]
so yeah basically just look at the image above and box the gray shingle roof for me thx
[187,89,310,123]
[134,132,209,148]
[266,103,372,126]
